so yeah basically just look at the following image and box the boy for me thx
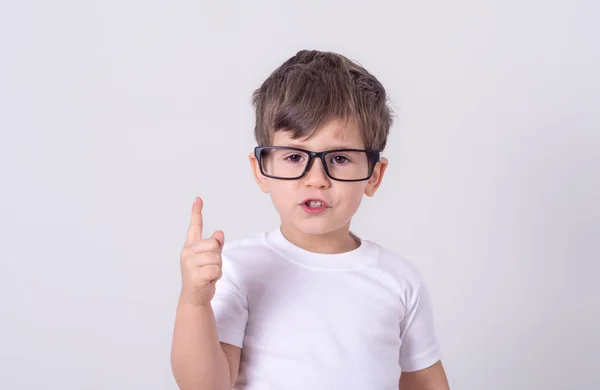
[171,50,450,390]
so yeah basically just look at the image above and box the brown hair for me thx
[252,50,394,151]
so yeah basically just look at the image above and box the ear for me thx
[249,153,270,193]
[364,157,388,197]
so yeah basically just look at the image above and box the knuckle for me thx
[199,252,221,266]
[190,243,203,253]
[207,238,221,251]
[197,252,212,263]
[190,271,207,285]
[204,264,222,280]
[180,248,191,262]
[189,238,220,253]
[181,251,201,268]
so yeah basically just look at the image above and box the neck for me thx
[279,222,360,254]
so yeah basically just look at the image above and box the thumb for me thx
[211,230,225,251]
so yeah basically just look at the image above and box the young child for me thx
[171,50,450,390]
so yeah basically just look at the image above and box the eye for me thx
[285,154,305,163]
[331,155,350,164]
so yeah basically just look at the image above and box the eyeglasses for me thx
[254,146,380,182]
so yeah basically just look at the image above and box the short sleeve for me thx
[211,252,248,348]
[398,279,442,372]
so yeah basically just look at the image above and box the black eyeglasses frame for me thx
[253,146,381,182]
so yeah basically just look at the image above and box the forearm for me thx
[171,297,230,390]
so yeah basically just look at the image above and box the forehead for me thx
[272,117,365,150]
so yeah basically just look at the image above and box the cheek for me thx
[267,181,297,211]
[336,183,366,213]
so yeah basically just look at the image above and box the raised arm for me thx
[171,197,241,390]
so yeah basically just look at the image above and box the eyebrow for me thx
[280,143,359,150]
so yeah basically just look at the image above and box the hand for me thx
[179,196,225,307]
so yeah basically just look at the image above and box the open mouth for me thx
[301,199,329,213]
[306,200,324,208]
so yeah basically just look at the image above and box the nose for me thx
[303,157,331,189]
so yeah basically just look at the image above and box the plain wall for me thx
[1,1,599,389]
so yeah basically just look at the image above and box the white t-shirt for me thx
[212,228,441,390]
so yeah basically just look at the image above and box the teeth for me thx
[308,200,323,207]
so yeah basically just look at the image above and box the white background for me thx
[1,1,599,389]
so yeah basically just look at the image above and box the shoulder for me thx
[222,231,266,255]
[215,232,274,293]
[365,239,425,291]
[220,231,280,278]
[221,231,272,264]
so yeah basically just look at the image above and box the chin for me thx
[291,219,347,236]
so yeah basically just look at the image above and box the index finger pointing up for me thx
[186,196,203,244]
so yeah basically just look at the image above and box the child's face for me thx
[250,117,388,237]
